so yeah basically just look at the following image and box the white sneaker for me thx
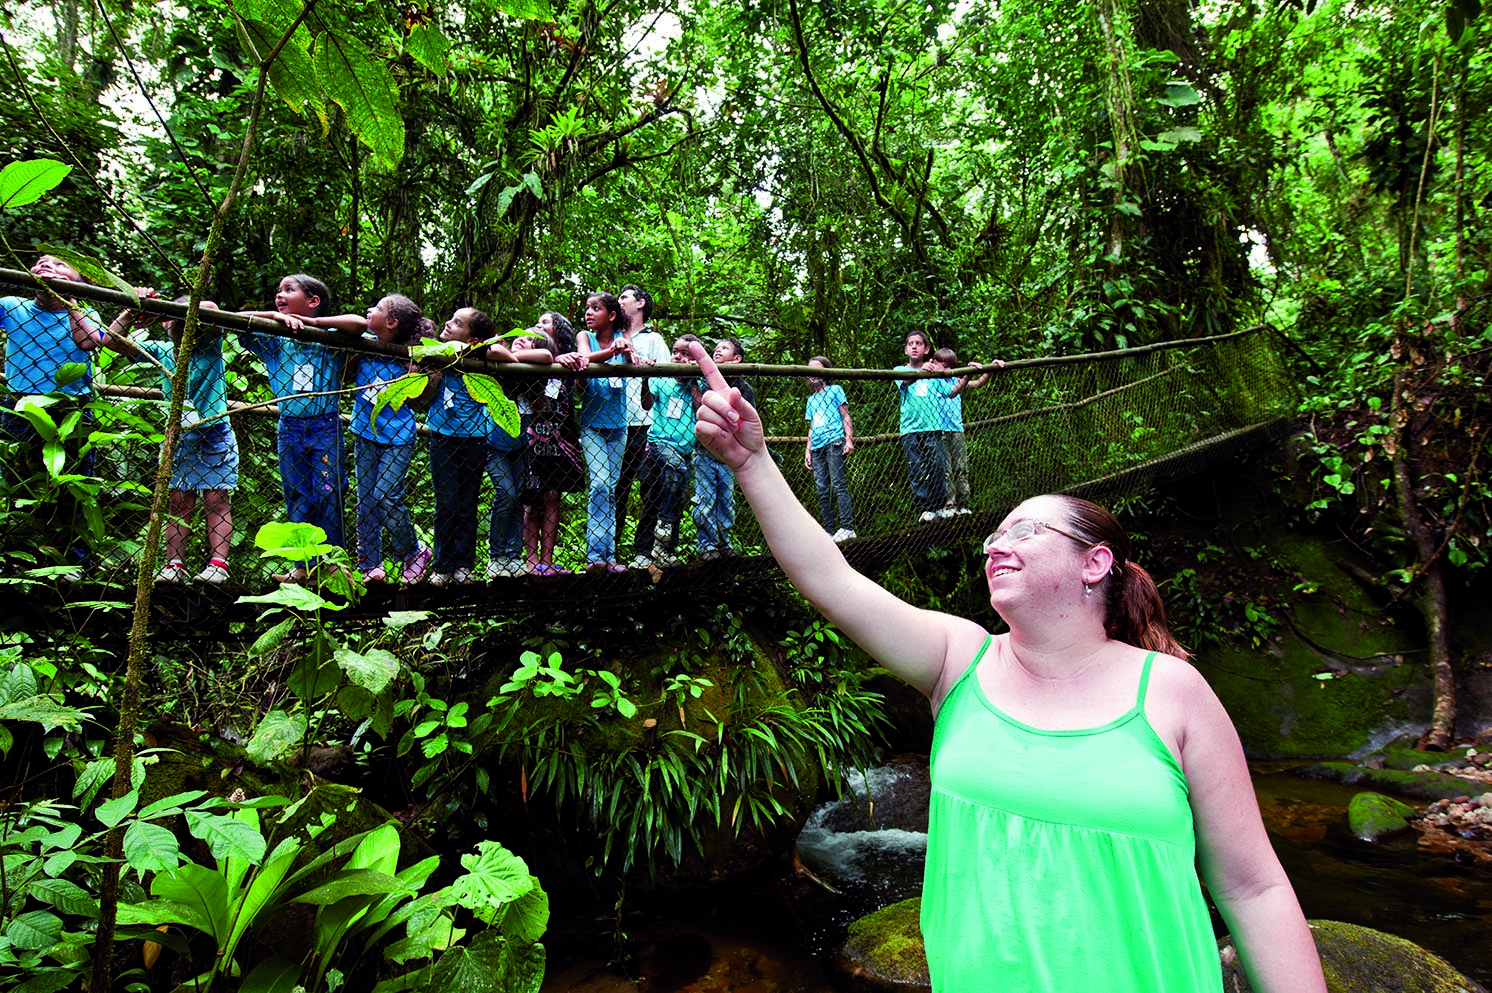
[831,528,857,543]
[194,563,229,584]
[630,554,654,569]
[919,510,939,522]
[655,523,673,545]
[155,561,187,583]
[937,507,958,519]
[486,557,523,579]
[956,507,973,515]
[453,568,474,584]
[653,550,680,566]
[699,548,724,561]
[427,572,452,587]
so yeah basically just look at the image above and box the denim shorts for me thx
[170,420,239,492]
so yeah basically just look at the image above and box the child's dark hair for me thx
[674,333,702,348]
[621,283,654,322]
[905,330,931,349]
[285,274,332,316]
[542,312,576,354]
[383,294,425,346]
[809,355,833,383]
[933,347,958,366]
[587,292,626,333]
[466,308,496,343]
[718,336,744,360]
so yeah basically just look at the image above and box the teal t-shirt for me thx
[242,332,343,418]
[1,296,101,397]
[805,383,848,448]
[580,353,628,429]
[647,377,695,451]
[896,366,948,434]
[426,371,492,438]
[135,336,227,431]
[941,379,965,432]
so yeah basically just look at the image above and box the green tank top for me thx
[921,636,1223,992]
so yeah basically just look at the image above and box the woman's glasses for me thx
[982,520,1088,553]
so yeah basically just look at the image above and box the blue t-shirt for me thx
[425,371,491,438]
[805,383,848,449]
[351,355,418,446]
[1,296,100,397]
[896,365,948,434]
[941,379,965,433]
[135,336,227,432]
[242,332,343,418]
[579,353,627,429]
[647,377,695,452]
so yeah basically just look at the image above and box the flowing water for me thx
[539,761,1492,992]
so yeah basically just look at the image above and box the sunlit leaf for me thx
[314,30,405,171]
[0,159,72,208]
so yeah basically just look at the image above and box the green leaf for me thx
[520,171,543,200]
[138,790,210,820]
[250,616,299,656]
[288,653,342,700]
[122,820,181,873]
[338,683,374,721]
[496,183,522,216]
[239,583,338,613]
[427,932,545,993]
[367,372,430,432]
[240,953,303,993]
[463,374,520,437]
[336,647,399,693]
[152,865,231,942]
[314,30,405,171]
[186,810,268,864]
[404,24,451,75]
[1155,81,1202,107]
[0,696,90,734]
[252,521,338,561]
[27,878,98,918]
[409,340,464,361]
[246,710,308,763]
[6,910,63,951]
[0,159,72,208]
[383,610,432,629]
[497,880,548,943]
[449,842,533,925]
[96,789,139,828]
[233,15,323,118]
[35,244,138,306]
[291,869,413,905]
[487,0,554,20]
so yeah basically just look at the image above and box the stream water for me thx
[539,761,1492,992]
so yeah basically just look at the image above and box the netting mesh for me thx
[0,273,1298,613]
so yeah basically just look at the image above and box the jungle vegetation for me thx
[2,0,1492,988]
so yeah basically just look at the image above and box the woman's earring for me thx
[1083,584,1092,599]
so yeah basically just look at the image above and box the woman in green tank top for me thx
[686,342,1326,993]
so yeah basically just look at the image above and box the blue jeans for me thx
[581,425,626,563]
[637,442,690,554]
[486,442,526,559]
[811,442,854,532]
[278,412,345,549]
[693,452,735,552]
[353,435,417,570]
[901,431,946,513]
[429,433,485,573]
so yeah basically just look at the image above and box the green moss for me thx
[1298,762,1477,801]
[839,897,930,990]
[1220,919,1487,992]
[1346,791,1415,841]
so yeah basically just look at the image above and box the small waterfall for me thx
[796,761,930,903]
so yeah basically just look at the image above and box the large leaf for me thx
[404,24,451,75]
[463,374,520,438]
[288,652,342,700]
[27,878,98,918]
[291,869,413,905]
[233,15,323,119]
[369,372,429,431]
[186,810,268,864]
[427,932,544,993]
[336,647,399,693]
[95,788,139,827]
[485,0,554,20]
[6,910,63,951]
[313,30,405,171]
[228,836,303,955]
[240,954,303,993]
[0,696,90,734]
[252,521,336,560]
[35,244,138,306]
[246,710,308,763]
[122,820,182,873]
[0,159,71,208]
[497,880,548,944]
[152,865,231,943]
[239,583,338,613]
[448,842,533,925]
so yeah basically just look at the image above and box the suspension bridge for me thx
[0,270,1298,630]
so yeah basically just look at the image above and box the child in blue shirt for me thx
[926,347,990,516]
[483,330,553,579]
[804,355,855,541]
[104,294,238,584]
[239,273,361,581]
[632,334,701,567]
[895,330,949,521]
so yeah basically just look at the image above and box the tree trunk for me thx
[1390,367,1456,750]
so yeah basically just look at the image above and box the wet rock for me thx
[835,897,929,993]
[1219,919,1487,992]
[1347,791,1415,842]
[815,758,930,834]
[1297,761,1477,801]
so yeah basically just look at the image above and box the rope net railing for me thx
[0,270,1298,612]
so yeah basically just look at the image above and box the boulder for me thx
[835,897,929,993]
[1346,791,1416,842]
[1219,920,1486,992]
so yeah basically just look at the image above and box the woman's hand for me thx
[556,351,587,371]
[690,341,762,471]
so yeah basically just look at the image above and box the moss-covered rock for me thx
[1298,762,1477,801]
[1346,791,1415,841]
[835,897,930,993]
[1219,919,1487,992]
